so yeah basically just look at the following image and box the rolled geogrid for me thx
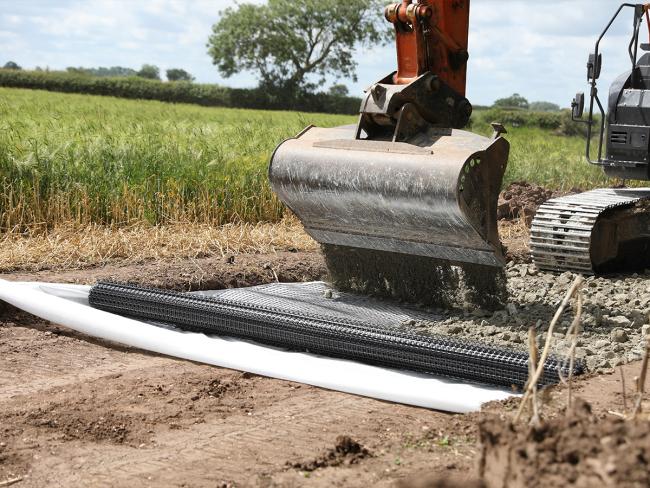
[88,281,583,389]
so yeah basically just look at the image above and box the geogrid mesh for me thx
[88,281,584,389]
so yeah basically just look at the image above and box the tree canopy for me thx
[166,68,195,82]
[66,66,137,77]
[3,61,21,70]
[328,84,349,97]
[137,64,161,80]
[207,0,387,95]
[529,101,561,112]
[493,93,529,110]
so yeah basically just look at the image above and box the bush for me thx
[476,108,563,130]
[0,69,361,115]
[556,109,600,138]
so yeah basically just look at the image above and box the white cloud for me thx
[0,0,645,104]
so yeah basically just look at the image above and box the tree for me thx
[137,64,161,80]
[67,66,137,77]
[166,68,195,82]
[493,93,529,110]
[328,84,349,97]
[529,101,561,112]
[3,61,21,70]
[207,0,387,95]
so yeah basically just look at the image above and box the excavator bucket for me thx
[268,0,509,308]
[269,124,509,268]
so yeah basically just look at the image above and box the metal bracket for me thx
[393,103,428,142]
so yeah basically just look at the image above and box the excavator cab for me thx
[572,3,650,180]
[269,0,510,306]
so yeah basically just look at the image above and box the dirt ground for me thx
[1,247,648,488]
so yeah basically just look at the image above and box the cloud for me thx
[0,0,645,104]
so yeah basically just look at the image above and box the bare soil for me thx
[1,250,648,487]
[4,251,327,291]
[479,400,650,488]
[497,181,573,225]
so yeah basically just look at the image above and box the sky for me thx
[0,0,644,107]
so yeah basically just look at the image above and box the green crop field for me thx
[0,88,350,231]
[0,87,613,231]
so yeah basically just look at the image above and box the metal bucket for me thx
[269,125,509,267]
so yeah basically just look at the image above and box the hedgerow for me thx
[0,69,361,115]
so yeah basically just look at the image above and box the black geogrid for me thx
[89,281,584,389]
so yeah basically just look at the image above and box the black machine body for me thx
[572,3,650,180]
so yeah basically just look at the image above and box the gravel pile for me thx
[406,263,650,373]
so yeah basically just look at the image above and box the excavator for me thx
[270,0,509,306]
[270,0,650,288]
[531,2,650,274]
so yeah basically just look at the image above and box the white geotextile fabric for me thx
[0,280,515,413]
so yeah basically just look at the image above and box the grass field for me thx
[1,87,612,233]
[0,88,350,231]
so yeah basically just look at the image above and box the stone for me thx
[557,272,573,285]
[586,356,600,371]
[605,315,632,328]
[447,325,463,335]
[506,303,518,317]
[471,308,491,318]
[492,311,508,324]
[574,347,587,359]
[629,310,648,327]
[594,339,611,349]
[592,308,603,327]
[628,352,643,362]
[611,328,629,343]
[482,326,498,336]
[323,289,333,299]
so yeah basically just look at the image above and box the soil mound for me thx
[287,435,371,471]
[479,400,650,488]
[497,182,555,224]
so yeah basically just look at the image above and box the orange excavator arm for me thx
[386,0,470,96]
[356,0,472,140]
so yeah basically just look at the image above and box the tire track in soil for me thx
[0,252,486,487]
[1,311,477,488]
[0,319,170,402]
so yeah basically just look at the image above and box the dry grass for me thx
[1,218,532,273]
[0,217,316,273]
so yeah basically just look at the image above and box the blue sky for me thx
[0,0,642,106]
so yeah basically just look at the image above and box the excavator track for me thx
[530,188,650,274]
